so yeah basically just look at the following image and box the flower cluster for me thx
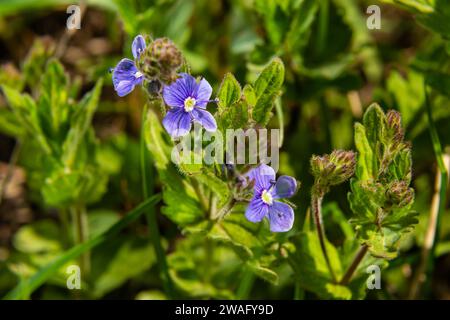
[112,35,216,138]
[112,35,298,233]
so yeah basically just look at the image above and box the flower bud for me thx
[139,37,183,84]
[310,150,356,188]
[386,180,414,207]
[386,110,404,144]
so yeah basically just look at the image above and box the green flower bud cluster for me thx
[310,150,356,195]
[138,37,184,85]
[385,180,414,208]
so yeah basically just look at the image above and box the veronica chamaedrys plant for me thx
[245,164,298,232]
[162,73,217,137]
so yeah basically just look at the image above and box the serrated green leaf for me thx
[252,58,285,125]
[217,73,241,111]
[243,84,256,108]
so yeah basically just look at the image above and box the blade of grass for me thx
[4,194,161,300]
[409,84,449,298]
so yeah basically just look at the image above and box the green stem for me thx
[140,104,174,298]
[60,208,71,248]
[236,266,256,299]
[294,282,304,300]
[316,0,329,58]
[311,192,337,282]
[71,204,90,276]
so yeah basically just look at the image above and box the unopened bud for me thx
[140,37,183,84]
[386,110,404,144]
[310,150,356,188]
[386,180,414,207]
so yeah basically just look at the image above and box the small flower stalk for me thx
[309,149,356,282]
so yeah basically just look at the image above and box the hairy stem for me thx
[311,193,337,282]
[140,104,174,298]
[340,245,368,285]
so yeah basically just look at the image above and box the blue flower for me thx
[112,35,146,97]
[245,164,297,232]
[162,73,217,137]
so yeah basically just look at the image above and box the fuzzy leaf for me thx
[217,73,241,111]
[288,231,350,299]
[252,58,285,125]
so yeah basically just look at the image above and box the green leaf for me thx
[4,194,161,300]
[39,59,68,135]
[248,262,278,285]
[252,58,285,125]
[92,237,156,297]
[362,103,386,154]
[62,78,103,167]
[13,220,62,254]
[354,123,376,180]
[217,73,241,111]
[218,101,249,130]
[144,109,203,226]
[243,84,257,108]
[288,231,350,299]
[144,108,172,169]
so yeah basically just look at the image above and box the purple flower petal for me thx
[246,164,276,192]
[191,108,217,132]
[195,78,212,108]
[272,176,297,199]
[112,58,143,97]
[162,107,192,137]
[245,197,269,223]
[132,35,146,59]
[268,201,294,232]
[179,73,198,97]
[162,73,197,108]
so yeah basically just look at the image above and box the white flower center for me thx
[184,97,196,112]
[134,71,143,78]
[261,189,273,205]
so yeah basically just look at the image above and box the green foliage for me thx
[252,58,285,125]
[288,231,351,299]
[1,60,107,207]
[348,104,418,259]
